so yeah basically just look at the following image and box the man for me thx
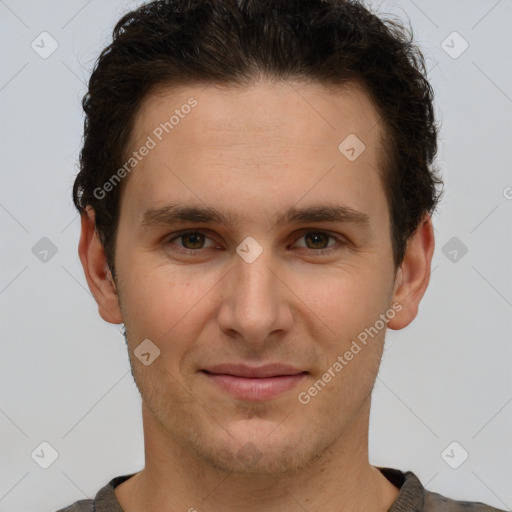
[58,0,505,510]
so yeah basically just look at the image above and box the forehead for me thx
[131,79,383,154]
[121,80,388,228]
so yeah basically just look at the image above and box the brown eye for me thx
[292,231,344,255]
[167,231,216,251]
[180,232,205,249]
[303,232,331,250]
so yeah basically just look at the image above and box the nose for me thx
[217,247,294,345]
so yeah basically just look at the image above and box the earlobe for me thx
[78,207,123,324]
[387,214,435,331]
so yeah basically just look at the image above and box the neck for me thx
[116,397,399,512]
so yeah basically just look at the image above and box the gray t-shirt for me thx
[55,466,507,512]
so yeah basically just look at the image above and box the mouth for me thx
[201,364,308,401]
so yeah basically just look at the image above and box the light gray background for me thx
[1,0,511,511]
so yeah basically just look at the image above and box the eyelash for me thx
[165,229,346,256]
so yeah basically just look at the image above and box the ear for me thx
[387,214,435,330]
[78,207,123,324]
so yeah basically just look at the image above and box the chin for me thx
[197,445,311,475]
[187,420,330,475]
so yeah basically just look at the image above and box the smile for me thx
[201,365,308,401]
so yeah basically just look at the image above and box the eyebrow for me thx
[140,203,371,231]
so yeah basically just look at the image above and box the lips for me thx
[201,364,308,401]
[203,363,305,378]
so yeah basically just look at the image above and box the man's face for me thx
[112,80,398,473]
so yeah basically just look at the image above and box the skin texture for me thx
[79,80,434,512]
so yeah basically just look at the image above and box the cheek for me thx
[117,254,221,344]
[291,261,393,340]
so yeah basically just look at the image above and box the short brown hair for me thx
[73,0,443,274]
